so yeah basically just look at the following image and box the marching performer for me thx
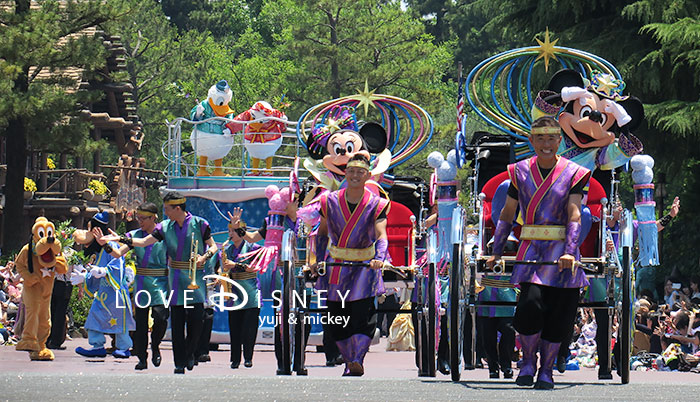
[220,219,261,369]
[100,191,218,374]
[313,154,390,376]
[97,203,169,371]
[487,117,591,389]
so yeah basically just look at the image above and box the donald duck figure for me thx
[190,80,235,176]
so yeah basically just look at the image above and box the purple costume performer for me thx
[316,187,389,375]
[494,155,590,389]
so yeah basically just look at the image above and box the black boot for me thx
[135,357,148,370]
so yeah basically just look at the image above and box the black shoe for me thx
[489,371,500,379]
[534,380,554,390]
[151,347,161,367]
[135,359,148,370]
[515,375,534,386]
[556,358,566,373]
[438,359,450,375]
[333,355,344,365]
[230,362,240,369]
[186,357,195,371]
[475,361,484,369]
[174,367,185,374]
[502,368,514,379]
[464,363,475,370]
[47,344,66,350]
[598,371,613,380]
[198,354,211,363]
[276,368,291,375]
[326,359,336,367]
[244,360,253,368]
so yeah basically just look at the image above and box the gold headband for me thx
[164,198,186,205]
[530,126,561,135]
[228,220,246,230]
[347,159,370,171]
[136,210,155,217]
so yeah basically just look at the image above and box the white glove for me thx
[604,99,632,126]
[195,104,205,118]
[124,267,135,286]
[89,266,107,279]
[222,127,232,137]
[70,270,86,285]
[561,86,594,105]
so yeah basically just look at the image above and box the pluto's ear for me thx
[358,122,387,154]
[547,69,585,94]
[617,96,645,133]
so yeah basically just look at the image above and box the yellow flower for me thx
[88,179,108,195]
[24,177,37,192]
[47,157,56,170]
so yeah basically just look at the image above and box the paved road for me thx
[2,338,699,401]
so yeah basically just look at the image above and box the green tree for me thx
[278,0,453,114]
[0,0,121,252]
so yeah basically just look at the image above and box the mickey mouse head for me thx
[545,69,644,150]
[305,106,387,177]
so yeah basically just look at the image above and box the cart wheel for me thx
[449,243,465,381]
[427,261,437,377]
[279,259,293,375]
[620,246,631,384]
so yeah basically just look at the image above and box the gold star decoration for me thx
[108,318,118,327]
[353,80,382,117]
[535,27,559,73]
[593,74,618,97]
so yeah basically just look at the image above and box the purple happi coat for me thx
[316,188,389,302]
[508,156,591,288]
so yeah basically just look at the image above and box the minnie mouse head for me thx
[545,69,644,151]
[305,106,387,177]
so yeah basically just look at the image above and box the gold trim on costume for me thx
[170,260,202,270]
[530,126,561,135]
[329,244,375,261]
[347,160,370,171]
[135,267,168,276]
[520,225,566,241]
[230,272,257,280]
[164,198,186,205]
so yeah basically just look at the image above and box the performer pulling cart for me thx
[486,117,591,390]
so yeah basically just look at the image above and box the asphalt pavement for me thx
[2,337,699,401]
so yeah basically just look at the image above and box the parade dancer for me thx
[97,203,169,370]
[220,219,261,369]
[101,192,218,374]
[70,212,135,359]
[313,154,390,376]
[487,117,591,389]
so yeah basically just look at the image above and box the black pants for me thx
[326,297,376,341]
[478,316,515,372]
[322,323,341,361]
[133,304,169,360]
[196,307,215,358]
[48,279,72,348]
[170,303,204,369]
[594,308,620,373]
[412,304,452,369]
[377,294,399,336]
[274,319,311,370]
[228,308,260,364]
[463,309,486,365]
[513,283,580,342]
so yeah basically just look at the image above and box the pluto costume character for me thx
[190,80,235,176]
[15,217,68,360]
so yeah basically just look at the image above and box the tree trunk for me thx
[2,0,31,253]
[327,9,340,99]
